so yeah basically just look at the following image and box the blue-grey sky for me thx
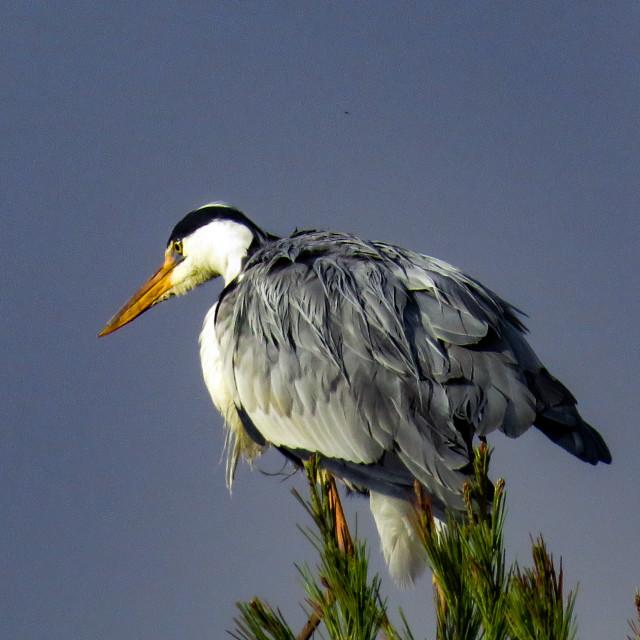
[3,3,639,639]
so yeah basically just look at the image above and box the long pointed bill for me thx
[99,253,184,337]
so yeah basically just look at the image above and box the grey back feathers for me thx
[190,212,610,586]
[213,229,610,514]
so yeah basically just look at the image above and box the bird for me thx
[100,202,611,587]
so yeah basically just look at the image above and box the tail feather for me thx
[534,410,611,464]
[528,368,611,465]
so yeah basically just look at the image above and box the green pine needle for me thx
[231,599,296,640]
[230,446,609,640]
[506,537,577,640]
[626,590,640,640]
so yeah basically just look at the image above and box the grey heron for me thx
[100,203,611,586]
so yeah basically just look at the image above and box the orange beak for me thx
[99,252,184,337]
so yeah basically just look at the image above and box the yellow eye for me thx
[173,240,183,255]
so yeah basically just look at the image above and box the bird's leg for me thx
[324,474,354,556]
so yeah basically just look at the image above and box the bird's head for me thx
[99,203,271,337]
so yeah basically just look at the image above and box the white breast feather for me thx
[199,303,265,488]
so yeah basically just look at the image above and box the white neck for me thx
[173,220,256,294]
[199,219,255,284]
[214,221,254,284]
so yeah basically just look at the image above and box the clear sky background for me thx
[3,3,639,639]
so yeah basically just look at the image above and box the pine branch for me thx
[410,444,579,640]
[627,590,640,640]
[231,599,296,640]
[231,446,591,640]
[505,536,577,640]
[232,457,399,640]
[294,457,392,640]
[411,443,500,640]
[461,481,509,640]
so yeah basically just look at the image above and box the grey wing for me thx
[214,233,608,517]
[386,247,538,440]
[384,246,610,465]
[214,239,536,512]
[216,264,391,462]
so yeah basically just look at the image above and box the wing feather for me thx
[212,232,542,508]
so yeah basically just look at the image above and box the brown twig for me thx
[296,590,334,640]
